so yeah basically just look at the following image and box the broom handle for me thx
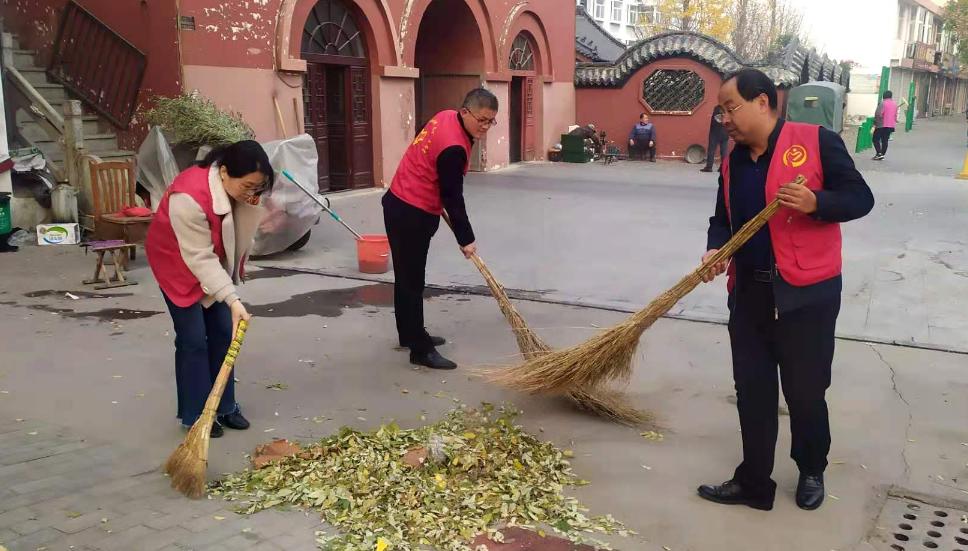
[440,210,510,299]
[199,319,249,418]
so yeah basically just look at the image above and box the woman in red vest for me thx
[145,141,274,438]
[698,69,873,512]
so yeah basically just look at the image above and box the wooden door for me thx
[326,66,349,191]
[523,76,537,161]
[348,66,373,188]
[303,63,330,191]
[509,77,523,163]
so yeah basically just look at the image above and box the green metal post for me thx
[879,66,891,99]
[906,81,916,132]
[855,117,875,153]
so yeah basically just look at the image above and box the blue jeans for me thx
[163,292,238,426]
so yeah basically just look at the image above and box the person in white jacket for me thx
[145,141,273,438]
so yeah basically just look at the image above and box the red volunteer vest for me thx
[722,121,842,291]
[145,166,228,307]
[390,110,472,214]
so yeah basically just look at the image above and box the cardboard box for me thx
[36,223,79,245]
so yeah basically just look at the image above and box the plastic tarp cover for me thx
[136,127,180,211]
[250,134,321,256]
[786,82,846,133]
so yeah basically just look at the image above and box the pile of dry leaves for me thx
[210,404,628,550]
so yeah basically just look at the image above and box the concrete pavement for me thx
[257,116,968,353]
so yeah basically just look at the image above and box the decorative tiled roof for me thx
[576,32,851,90]
[575,6,627,63]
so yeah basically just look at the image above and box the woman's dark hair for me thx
[883,90,893,99]
[198,140,275,194]
[725,68,778,110]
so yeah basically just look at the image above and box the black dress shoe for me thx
[400,335,446,348]
[217,411,250,431]
[700,167,714,173]
[796,474,825,510]
[410,349,457,370]
[210,421,224,439]
[697,479,773,511]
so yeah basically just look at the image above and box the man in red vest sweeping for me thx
[383,88,499,369]
[698,69,874,512]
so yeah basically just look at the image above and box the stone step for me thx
[11,49,37,68]
[35,83,67,103]
[15,112,104,135]
[31,132,119,152]
[46,148,134,164]
[15,67,50,87]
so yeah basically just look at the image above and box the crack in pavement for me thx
[869,344,913,481]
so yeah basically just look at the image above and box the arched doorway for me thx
[413,0,486,168]
[508,32,537,163]
[301,0,373,191]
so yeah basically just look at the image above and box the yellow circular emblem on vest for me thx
[783,145,808,168]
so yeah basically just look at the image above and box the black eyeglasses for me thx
[465,109,497,127]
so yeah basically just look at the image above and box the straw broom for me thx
[486,178,799,395]
[164,319,249,498]
[444,213,647,424]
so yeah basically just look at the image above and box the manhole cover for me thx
[867,490,968,551]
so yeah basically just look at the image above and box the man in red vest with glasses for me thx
[697,69,874,512]
[383,88,499,370]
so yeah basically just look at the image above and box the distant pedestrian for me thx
[628,113,657,162]
[701,105,730,173]
[872,91,898,160]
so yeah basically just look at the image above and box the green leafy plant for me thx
[145,91,254,147]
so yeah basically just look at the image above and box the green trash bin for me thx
[0,192,11,235]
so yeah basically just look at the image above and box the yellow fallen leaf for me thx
[563,450,575,458]
[376,538,389,551]
[463,432,477,440]
[213,515,225,520]
[435,473,446,489]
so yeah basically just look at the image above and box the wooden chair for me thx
[89,160,152,257]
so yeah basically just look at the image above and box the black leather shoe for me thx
[700,167,713,173]
[182,421,224,438]
[218,411,250,431]
[796,474,825,510]
[400,335,446,348]
[697,479,773,511]
[210,421,224,439]
[410,349,457,370]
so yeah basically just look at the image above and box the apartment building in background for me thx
[890,0,968,117]
[576,0,658,45]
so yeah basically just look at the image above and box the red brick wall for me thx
[577,58,724,160]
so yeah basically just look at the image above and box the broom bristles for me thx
[567,385,651,426]
[485,188,790,394]
[469,254,650,424]
[164,320,248,498]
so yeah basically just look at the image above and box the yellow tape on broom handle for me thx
[199,319,249,418]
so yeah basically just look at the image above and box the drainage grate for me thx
[868,493,968,551]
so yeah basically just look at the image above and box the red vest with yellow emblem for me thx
[721,121,842,290]
[390,110,472,215]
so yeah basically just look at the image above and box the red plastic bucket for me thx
[357,234,390,274]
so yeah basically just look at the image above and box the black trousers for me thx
[705,134,729,170]
[383,192,440,353]
[727,280,840,501]
[873,127,894,156]
[632,138,656,161]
